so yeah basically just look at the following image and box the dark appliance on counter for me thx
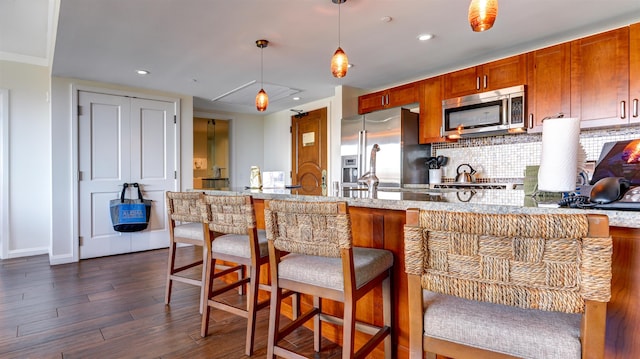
[588,139,640,211]
[442,85,527,139]
[340,105,430,188]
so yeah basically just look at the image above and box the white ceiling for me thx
[2,0,640,115]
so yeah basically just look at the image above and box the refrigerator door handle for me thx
[358,130,366,177]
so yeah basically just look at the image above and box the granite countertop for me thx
[198,187,640,229]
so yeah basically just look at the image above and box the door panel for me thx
[79,92,176,259]
[291,108,327,196]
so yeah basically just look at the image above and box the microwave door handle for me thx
[503,98,509,125]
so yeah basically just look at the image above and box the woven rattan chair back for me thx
[404,209,612,359]
[200,194,257,235]
[264,199,352,258]
[164,191,207,313]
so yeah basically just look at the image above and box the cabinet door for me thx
[631,23,640,123]
[526,43,571,132]
[443,66,478,99]
[443,54,526,99]
[419,77,446,143]
[358,90,387,114]
[571,27,630,128]
[387,82,419,107]
[358,82,419,114]
[481,54,527,92]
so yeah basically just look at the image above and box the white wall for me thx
[49,77,193,264]
[0,60,51,258]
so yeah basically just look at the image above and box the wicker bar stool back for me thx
[404,209,613,359]
[264,199,394,359]
[199,194,270,356]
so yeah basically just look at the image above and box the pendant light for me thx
[468,0,498,32]
[331,0,348,78]
[255,39,269,112]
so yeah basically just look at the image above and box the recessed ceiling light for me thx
[136,69,150,75]
[293,97,301,101]
[417,34,434,41]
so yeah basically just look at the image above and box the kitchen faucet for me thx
[358,144,380,190]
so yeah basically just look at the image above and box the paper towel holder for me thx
[541,113,565,122]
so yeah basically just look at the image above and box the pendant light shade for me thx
[468,0,498,32]
[331,47,349,78]
[331,0,348,78]
[255,39,269,112]
[255,88,268,112]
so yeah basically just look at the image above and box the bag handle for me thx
[131,183,145,201]
[119,182,146,202]
[120,183,129,203]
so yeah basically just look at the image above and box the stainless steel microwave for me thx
[442,85,526,138]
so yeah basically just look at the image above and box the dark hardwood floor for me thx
[0,246,342,358]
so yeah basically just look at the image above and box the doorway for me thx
[290,108,328,196]
[77,90,178,259]
[193,117,230,189]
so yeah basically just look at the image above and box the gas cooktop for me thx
[431,182,517,190]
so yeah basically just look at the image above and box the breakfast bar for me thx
[201,187,639,359]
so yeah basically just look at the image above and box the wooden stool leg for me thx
[313,296,321,352]
[200,257,217,337]
[342,296,357,358]
[245,263,260,356]
[165,240,177,304]
[266,286,283,359]
[383,274,392,359]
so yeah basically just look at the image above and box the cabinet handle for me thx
[620,101,626,119]
[386,94,390,105]
[633,99,638,118]
[483,75,487,89]
[381,96,385,107]
[476,77,480,91]
[528,114,533,128]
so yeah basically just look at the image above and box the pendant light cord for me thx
[260,46,264,87]
[337,1,341,46]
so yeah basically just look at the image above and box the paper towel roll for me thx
[537,117,581,192]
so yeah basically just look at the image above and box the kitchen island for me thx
[201,187,639,359]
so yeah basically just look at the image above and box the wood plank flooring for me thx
[0,246,343,358]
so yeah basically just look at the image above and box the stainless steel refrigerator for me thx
[340,106,430,188]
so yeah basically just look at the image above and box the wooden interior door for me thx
[290,108,327,196]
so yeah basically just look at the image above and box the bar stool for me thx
[404,209,612,359]
[264,199,394,359]
[164,191,208,313]
[199,194,270,356]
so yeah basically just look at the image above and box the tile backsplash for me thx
[432,125,640,183]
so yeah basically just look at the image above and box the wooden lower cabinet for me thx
[253,199,639,359]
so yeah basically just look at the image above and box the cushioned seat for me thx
[264,199,393,359]
[404,209,613,359]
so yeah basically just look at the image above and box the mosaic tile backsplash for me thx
[431,125,640,184]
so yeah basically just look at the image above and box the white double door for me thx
[78,91,177,259]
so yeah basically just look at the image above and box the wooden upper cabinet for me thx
[358,82,419,114]
[630,23,640,124]
[571,27,630,128]
[526,43,571,132]
[419,77,446,143]
[443,54,527,99]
